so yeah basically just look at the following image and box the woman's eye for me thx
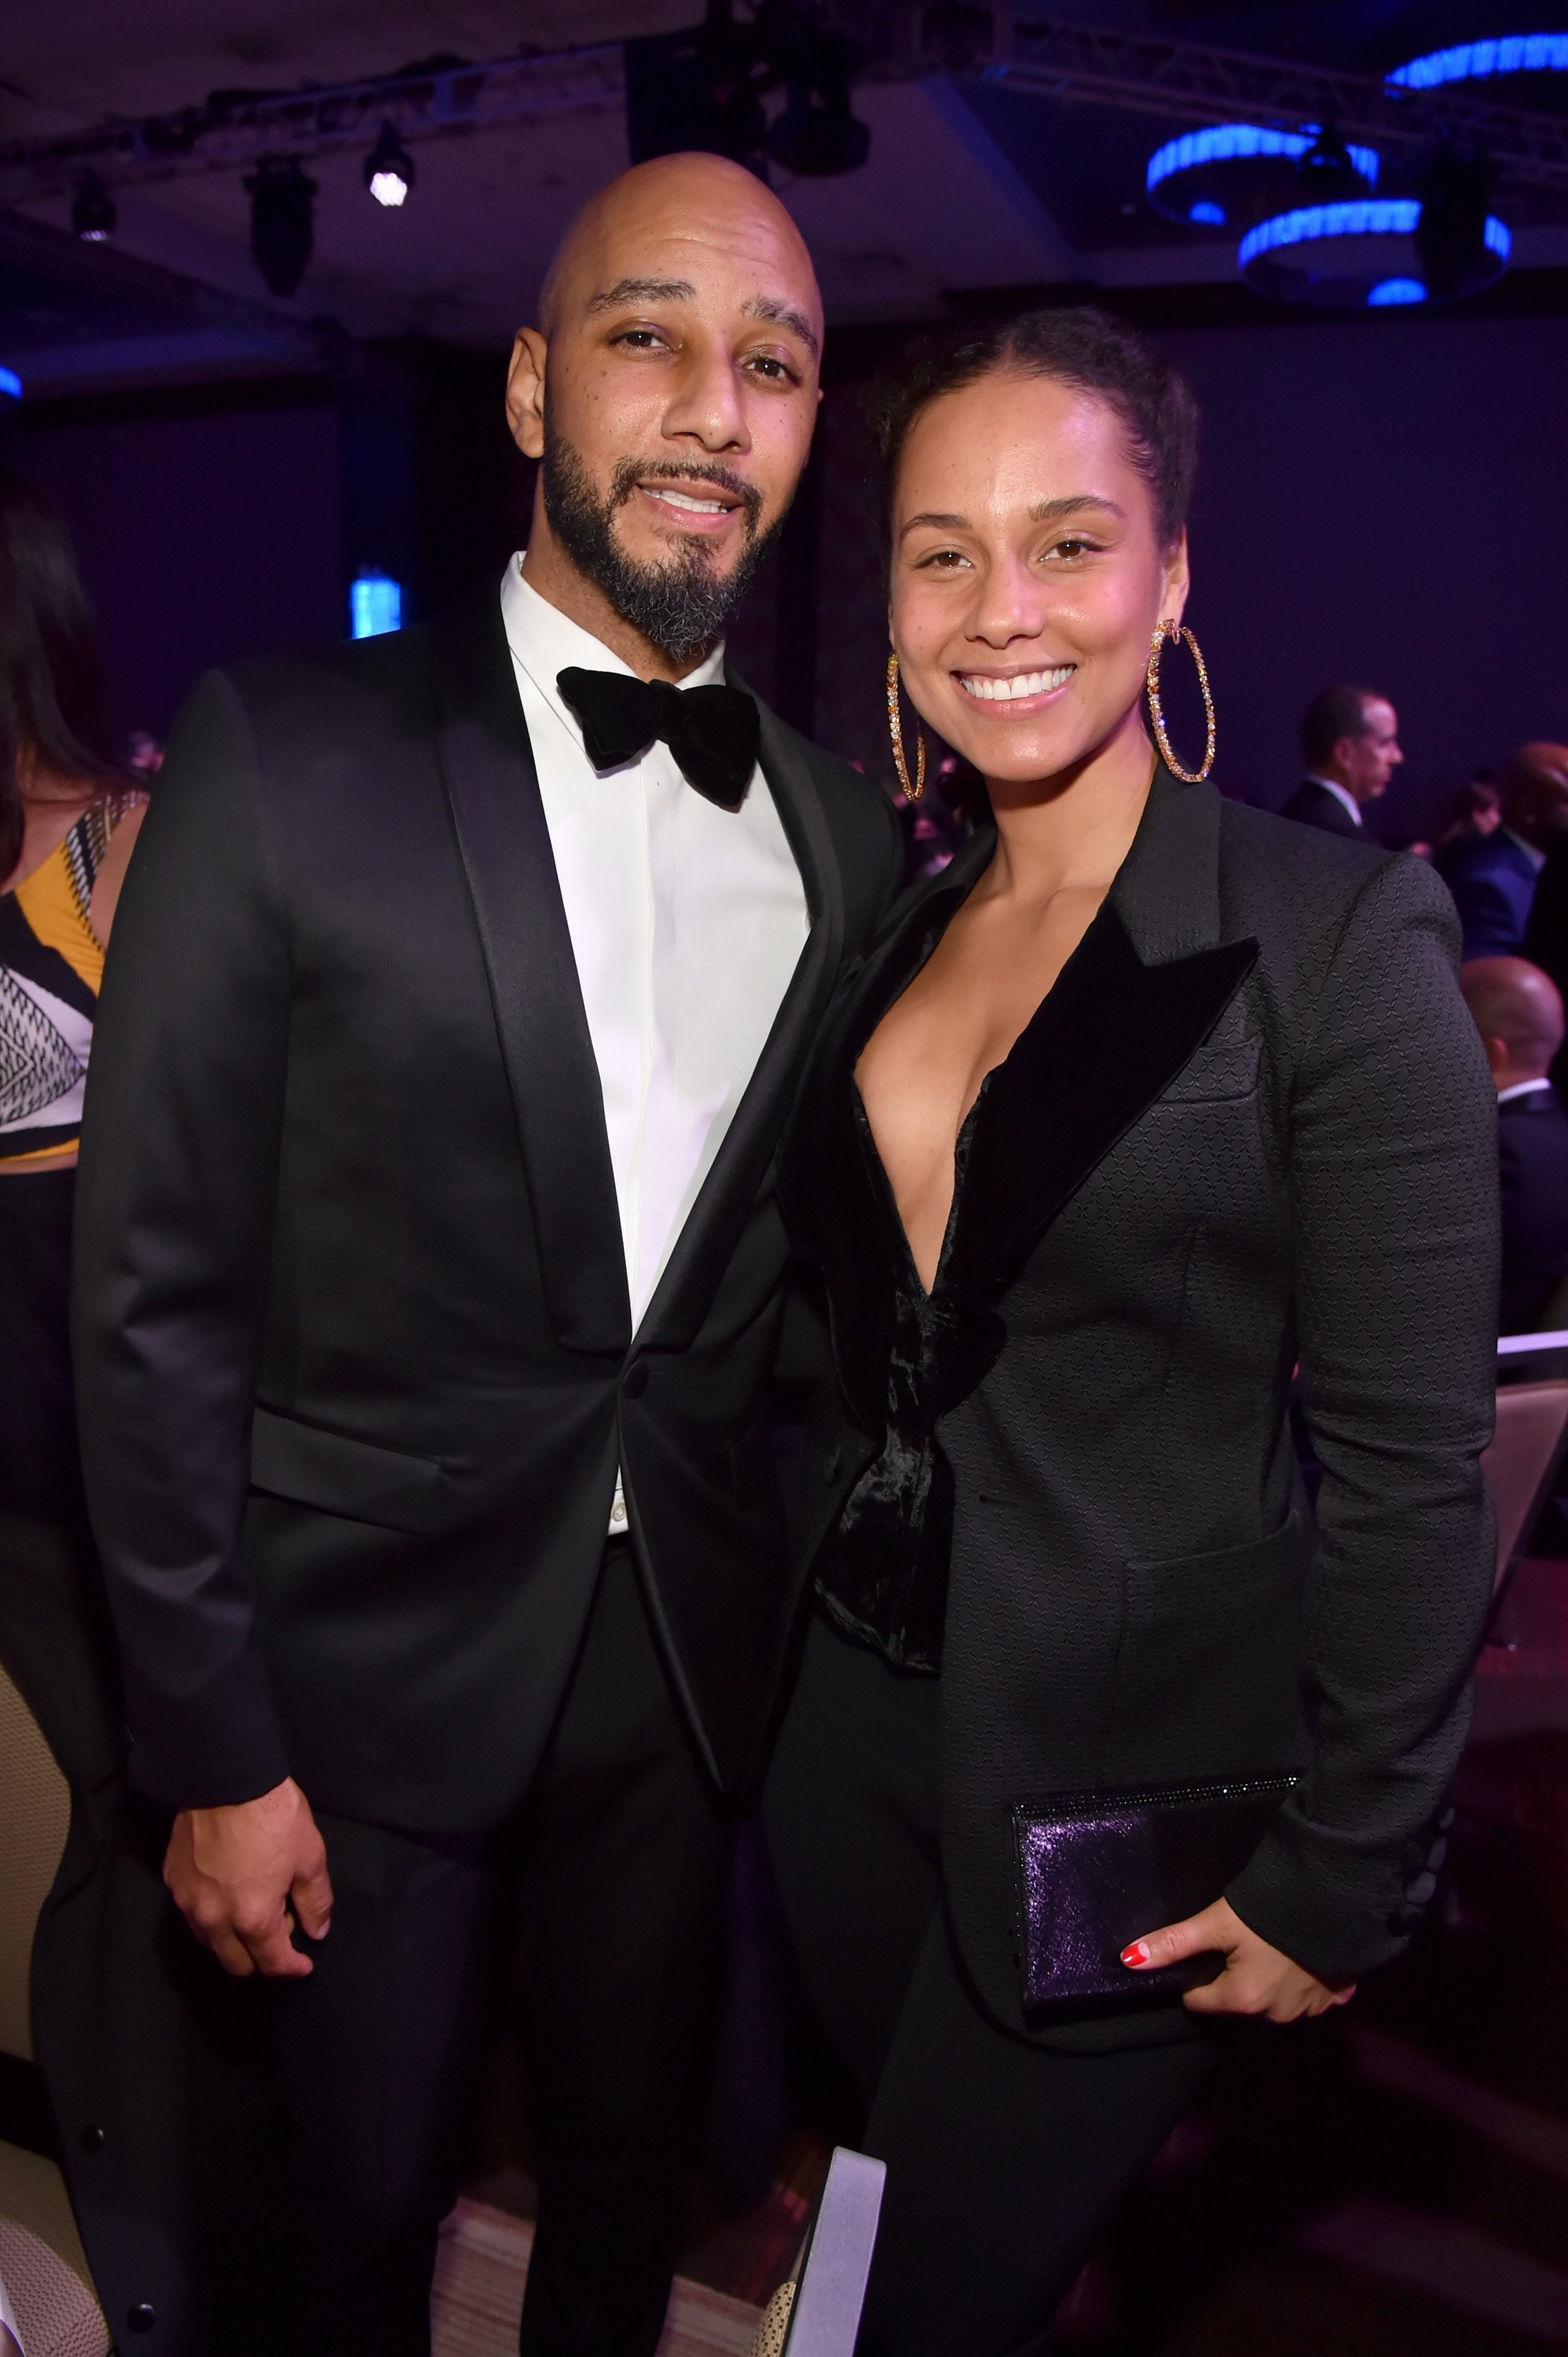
[1046,537,1096,562]
[918,548,970,572]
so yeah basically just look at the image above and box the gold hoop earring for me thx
[1145,619,1215,785]
[886,652,926,801]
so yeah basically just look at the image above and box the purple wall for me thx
[21,399,343,744]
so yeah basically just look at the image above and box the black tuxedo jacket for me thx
[71,588,902,1823]
[1281,777,1363,838]
[1498,1085,1568,1332]
[784,770,1497,2044]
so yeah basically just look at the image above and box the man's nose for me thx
[663,345,750,452]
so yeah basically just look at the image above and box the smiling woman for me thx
[762,305,1500,2356]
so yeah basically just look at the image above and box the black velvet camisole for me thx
[813,877,1061,1675]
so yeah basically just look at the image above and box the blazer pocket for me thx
[249,1406,449,1534]
[1112,1516,1309,1765]
[1155,1033,1262,1106]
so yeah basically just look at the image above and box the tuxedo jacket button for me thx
[79,2124,106,2154]
[126,2304,156,2333]
[621,1362,648,1399]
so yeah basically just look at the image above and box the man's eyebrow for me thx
[743,292,820,359]
[584,277,697,316]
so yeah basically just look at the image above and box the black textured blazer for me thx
[71,587,902,1823]
[783,766,1497,2046]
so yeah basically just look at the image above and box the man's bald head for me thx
[506,152,824,677]
[539,154,821,353]
[1462,955,1566,1087]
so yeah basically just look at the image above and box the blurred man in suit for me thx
[1520,746,1568,1082]
[1282,683,1402,838]
[1447,743,1568,961]
[1461,955,1568,1332]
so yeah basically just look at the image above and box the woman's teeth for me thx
[650,488,730,515]
[958,666,1075,702]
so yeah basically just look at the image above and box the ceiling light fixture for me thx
[71,171,116,241]
[1238,197,1510,307]
[364,121,416,207]
[1147,123,1377,229]
[1388,34,1568,90]
[244,156,317,298]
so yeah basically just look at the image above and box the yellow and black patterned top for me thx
[1,794,143,1164]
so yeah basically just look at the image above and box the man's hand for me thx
[1121,1896,1354,2022]
[163,1776,333,1978]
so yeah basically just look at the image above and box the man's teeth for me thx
[958,666,1075,702]
[650,487,729,515]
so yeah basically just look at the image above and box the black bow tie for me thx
[556,667,758,811]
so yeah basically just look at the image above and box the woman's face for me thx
[888,369,1188,789]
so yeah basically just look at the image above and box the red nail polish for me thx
[1121,1942,1149,1967]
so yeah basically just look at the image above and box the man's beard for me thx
[541,423,786,667]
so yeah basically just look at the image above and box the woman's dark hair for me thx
[0,467,126,882]
[870,305,1199,555]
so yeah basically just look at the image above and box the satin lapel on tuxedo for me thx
[636,694,844,1354]
[428,589,630,1355]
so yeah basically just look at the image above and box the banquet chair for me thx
[0,1658,109,2357]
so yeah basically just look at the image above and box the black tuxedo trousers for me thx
[64,593,902,2352]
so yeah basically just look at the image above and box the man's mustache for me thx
[608,457,764,537]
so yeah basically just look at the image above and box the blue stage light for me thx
[1238,200,1511,267]
[1389,35,1568,90]
[0,366,21,400]
[1147,123,1379,197]
[350,570,403,639]
[1367,277,1426,306]
[1189,200,1225,225]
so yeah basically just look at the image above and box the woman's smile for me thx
[953,662,1077,711]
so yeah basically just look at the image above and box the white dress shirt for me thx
[500,563,810,1527]
[1497,1077,1555,1105]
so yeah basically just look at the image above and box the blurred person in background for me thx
[1521,746,1568,1098]
[1445,742,1568,960]
[1461,955,1568,1333]
[1282,683,1401,837]
[0,465,145,1638]
[1435,775,1500,864]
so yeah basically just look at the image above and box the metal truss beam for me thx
[3,9,1567,208]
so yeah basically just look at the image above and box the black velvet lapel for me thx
[428,585,630,1356]
[795,768,1258,1431]
[638,689,843,1352]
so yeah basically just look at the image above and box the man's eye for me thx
[745,354,798,383]
[615,328,666,350]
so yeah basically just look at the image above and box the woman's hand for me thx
[1121,1897,1354,2021]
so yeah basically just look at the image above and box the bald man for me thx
[72,156,900,2355]
[1446,741,1568,959]
[1461,955,1568,1331]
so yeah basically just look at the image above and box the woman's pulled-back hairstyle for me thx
[870,305,1199,558]
[0,467,126,883]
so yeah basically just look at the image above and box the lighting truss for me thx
[3,9,1568,208]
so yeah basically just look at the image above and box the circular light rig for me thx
[1146,123,1378,230]
[365,122,416,208]
[1237,198,1510,309]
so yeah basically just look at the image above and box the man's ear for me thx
[506,328,548,461]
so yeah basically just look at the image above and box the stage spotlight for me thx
[71,172,116,242]
[625,0,769,171]
[1146,124,1376,231]
[245,157,317,298]
[365,122,416,208]
[1417,143,1500,302]
[1238,197,1508,307]
[350,568,403,639]
[768,26,870,176]
[1295,124,1363,201]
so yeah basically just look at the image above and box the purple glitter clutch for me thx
[1012,1775,1297,2009]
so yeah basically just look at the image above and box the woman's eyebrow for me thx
[899,511,968,541]
[1028,495,1126,522]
